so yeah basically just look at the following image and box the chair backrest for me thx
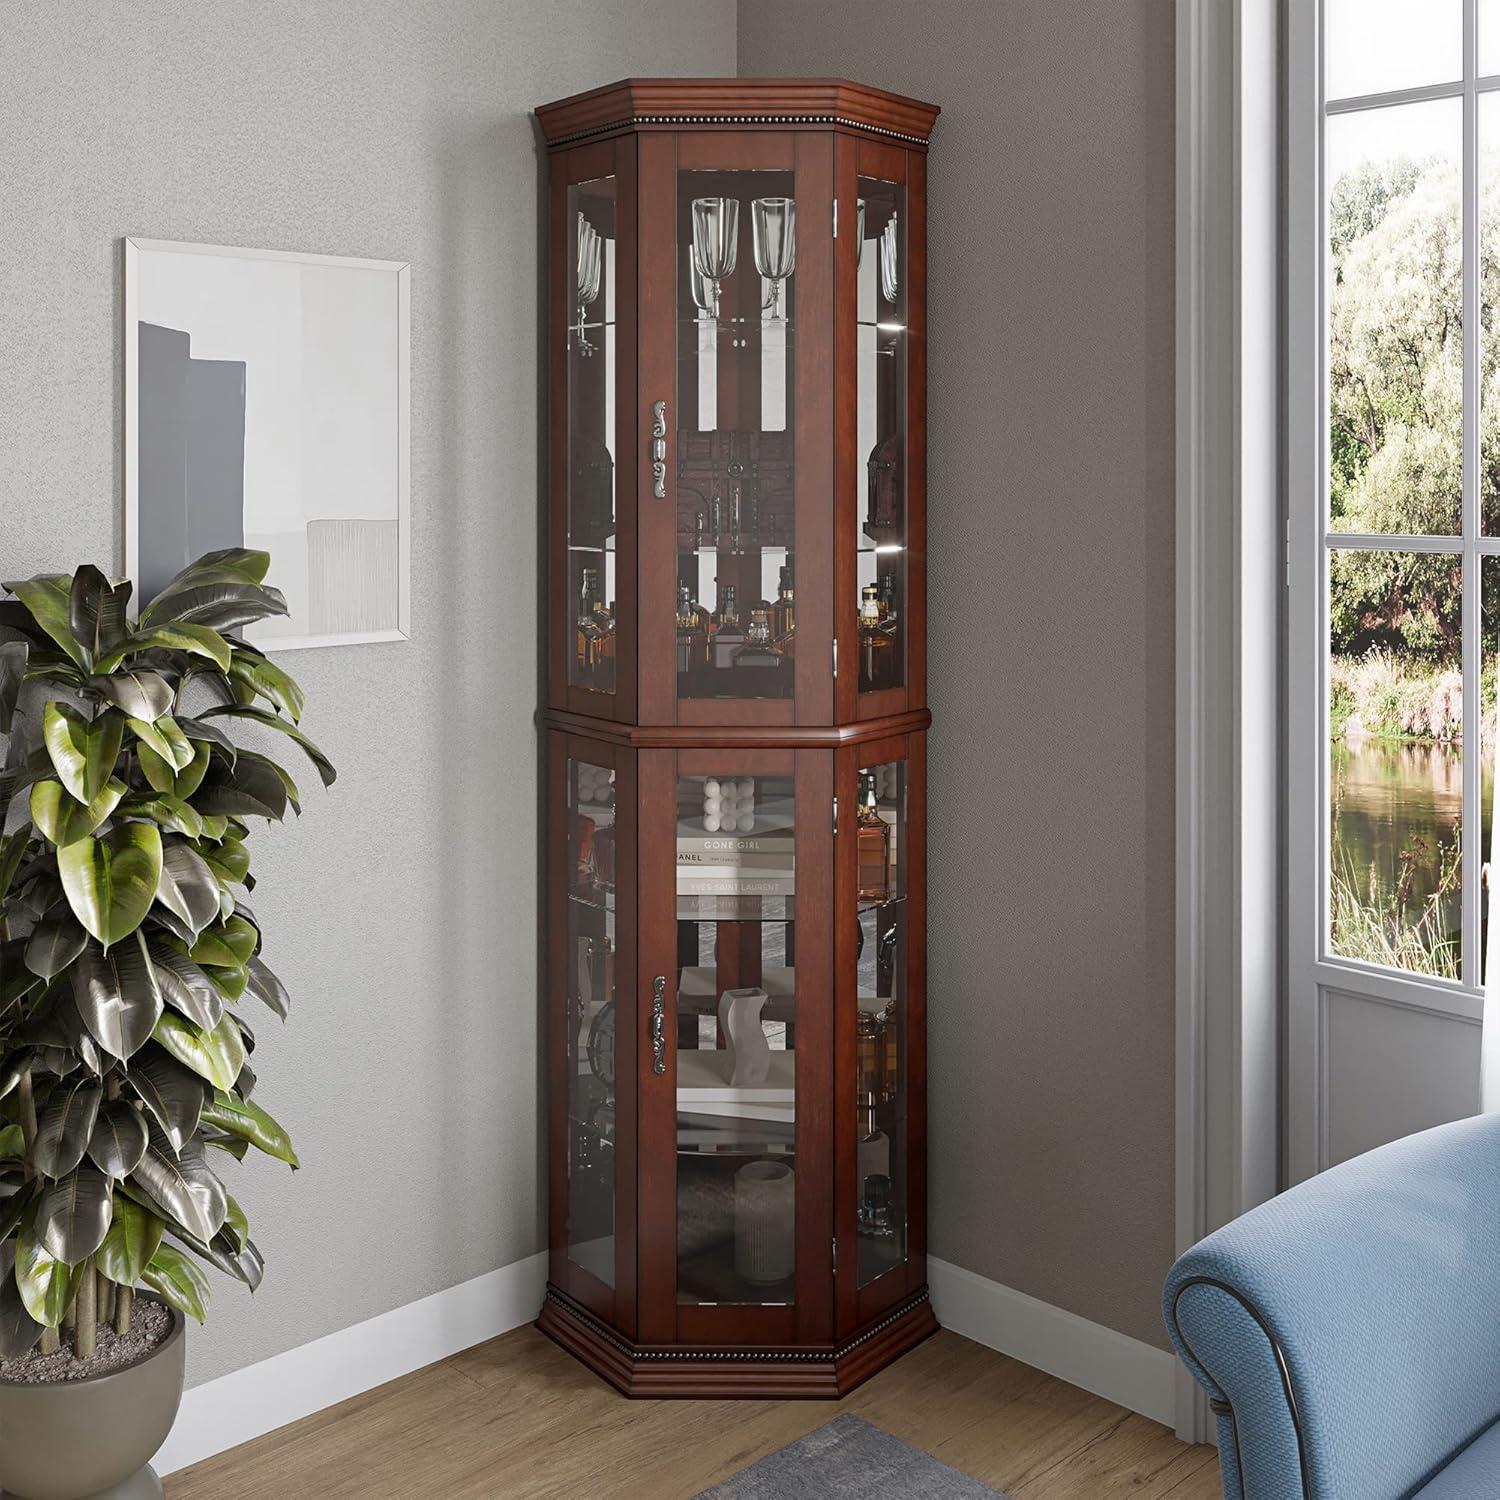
[1164,1113,1500,1499]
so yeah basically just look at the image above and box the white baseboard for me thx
[928,1257,1178,1428]
[155,1250,548,1477]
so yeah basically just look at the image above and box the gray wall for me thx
[0,0,736,1387]
[739,0,1177,1348]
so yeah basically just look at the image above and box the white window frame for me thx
[1286,0,1491,1185]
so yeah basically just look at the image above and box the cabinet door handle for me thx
[651,975,667,1074]
[651,400,668,498]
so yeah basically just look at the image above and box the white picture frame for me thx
[124,237,411,651]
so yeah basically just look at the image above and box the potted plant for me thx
[0,550,333,1500]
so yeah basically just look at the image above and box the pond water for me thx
[1330,735,1493,972]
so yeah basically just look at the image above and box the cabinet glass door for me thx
[854,173,907,699]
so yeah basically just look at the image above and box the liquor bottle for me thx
[596,597,617,681]
[732,608,781,669]
[856,769,892,903]
[712,583,745,669]
[771,564,796,653]
[675,584,708,676]
[859,583,890,689]
[877,573,898,634]
[575,568,606,682]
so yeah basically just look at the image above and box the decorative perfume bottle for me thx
[856,769,892,903]
[771,564,796,652]
[712,583,745,669]
[859,583,890,689]
[576,567,607,681]
[676,584,708,675]
[732,609,781,669]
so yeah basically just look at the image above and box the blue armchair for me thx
[1164,1113,1500,1498]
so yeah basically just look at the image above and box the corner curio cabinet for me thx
[536,79,940,1396]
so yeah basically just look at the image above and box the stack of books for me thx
[676,824,796,897]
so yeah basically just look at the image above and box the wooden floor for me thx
[166,1325,1221,1499]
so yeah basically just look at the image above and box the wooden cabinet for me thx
[536,79,939,1396]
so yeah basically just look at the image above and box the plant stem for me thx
[16,1067,36,1165]
[39,1326,58,1355]
[99,1276,115,1327]
[114,1285,133,1337]
[75,1259,96,1359]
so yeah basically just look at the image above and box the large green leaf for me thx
[15,1217,82,1327]
[70,933,164,1059]
[202,1090,298,1167]
[228,648,305,723]
[174,715,237,765]
[190,915,258,972]
[129,1132,226,1243]
[120,792,203,839]
[0,1244,44,1359]
[141,1242,211,1322]
[139,578,288,634]
[0,640,26,734]
[42,702,123,804]
[198,705,335,787]
[148,549,270,598]
[245,956,290,1020]
[96,621,232,674]
[3,576,88,670]
[97,1193,164,1285]
[87,1100,150,1178]
[127,713,194,773]
[149,943,223,1031]
[198,835,250,887]
[31,1077,103,1178]
[193,757,288,822]
[35,1163,113,1261]
[155,841,220,938]
[23,908,87,981]
[151,1010,245,1092]
[69,567,131,659]
[86,669,172,722]
[125,1046,205,1151]
[0,1125,24,1163]
[172,1223,265,1292]
[30,775,126,846]
[58,821,163,947]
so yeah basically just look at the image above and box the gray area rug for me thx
[694,1414,1007,1498]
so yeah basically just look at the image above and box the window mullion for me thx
[1464,0,1481,987]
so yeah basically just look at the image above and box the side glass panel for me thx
[856,176,907,694]
[568,177,618,694]
[567,758,616,1285]
[675,772,797,1303]
[854,760,907,1285]
[675,171,798,702]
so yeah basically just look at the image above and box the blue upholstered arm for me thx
[1163,1113,1500,1500]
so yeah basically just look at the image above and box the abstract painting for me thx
[125,238,410,649]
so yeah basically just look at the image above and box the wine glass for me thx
[879,212,899,306]
[690,260,718,319]
[575,213,603,354]
[691,197,739,316]
[752,197,796,320]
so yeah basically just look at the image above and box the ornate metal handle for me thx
[651,400,667,499]
[651,975,667,1074]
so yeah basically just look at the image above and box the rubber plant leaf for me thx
[30,1077,103,1178]
[86,668,172,722]
[138,580,288,634]
[70,932,164,1059]
[228,648,305,723]
[96,1192,164,1286]
[87,1099,150,1179]
[193,757,288,822]
[0,641,26,734]
[96,621,232,674]
[59,821,163,948]
[154,841,220,939]
[198,705,336,787]
[129,1131,226,1243]
[198,835,250,888]
[151,1009,246,1093]
[126,714,194,773]
[35,1163,114,1262]
[2,576,88,670]
[15,1215,83,1327]
[0,1244,44,1359]
[171,1224,264,1292]
[42,702,124,804]
[202,1090,298,1167]
[141,1242,211,1323]
[174,715,237,765]
[121,793,204,840]
[190,914,258,972]
[245,956,290,1020]
[125,1046,206,1151]
[23,907,87,981]
[30,776,126,846]
[149,943,223,1032]
[68,566,131,660]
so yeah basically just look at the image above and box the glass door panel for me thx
[568,176,618,694]
[852,758,908,1285]
[566,756,618,1286]
[675,170,798,704]
[675,770,798,1304]
[856,175,907,695]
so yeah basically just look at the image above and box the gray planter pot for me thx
[0,1299,185,1500]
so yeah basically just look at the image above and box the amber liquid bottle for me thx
[856,768,893,903]
[576,567,606,684]
[859,583,890,691]
[675,583,708,677]
[712,583,745,669]
[771,564,796,654]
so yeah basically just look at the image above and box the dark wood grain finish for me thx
[536,79,941,151]
[540,79,935,1397]
[537,1285,937,1399]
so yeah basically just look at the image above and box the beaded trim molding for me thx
[544,1285,932,1363]
[544,113,932,148]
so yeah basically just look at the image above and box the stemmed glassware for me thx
[691,197,739,319]
[575,212,603,354]
[879,212,899,306]
[752,197,796,320]
[855,198,868,270]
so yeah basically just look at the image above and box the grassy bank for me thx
[1330,650,1496,748]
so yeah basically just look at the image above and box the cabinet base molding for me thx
[536,1286,939,1399]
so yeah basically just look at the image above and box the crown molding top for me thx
[535,77,941,148]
